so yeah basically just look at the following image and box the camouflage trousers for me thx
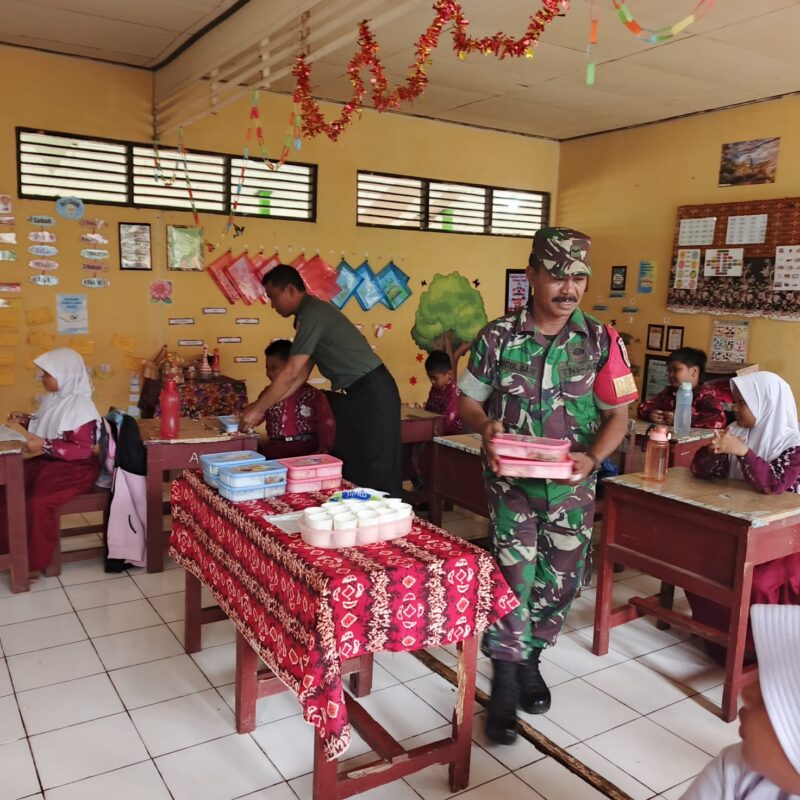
[482,475,594,662]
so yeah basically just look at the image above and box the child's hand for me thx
[650,410,665,424]
[7,412,32,429]
[663,411,674,425]
[23,432,46,456]
[709,428,748,458]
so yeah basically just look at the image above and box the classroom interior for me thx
[2,1,800,799]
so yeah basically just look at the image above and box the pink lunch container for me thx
[278,454,343,481]
[496,456,574,480]
[491,433,570,462]
[287,476,342,494]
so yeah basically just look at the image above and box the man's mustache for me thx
[553,295,578,303]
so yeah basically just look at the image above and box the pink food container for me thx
[491,434,570,462]
[278,454,343,481]
[496,456,574,480]
[287,475,341,494]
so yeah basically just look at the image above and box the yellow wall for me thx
[557,96,800,394]
[0,45,559,417]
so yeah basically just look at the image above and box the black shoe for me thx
[485,659,519,745]
[518,650,551,714]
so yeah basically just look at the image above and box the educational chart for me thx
[710,320,749,364]
[673,249,700,290]
[678,216,716,246]
[667,198,800,320]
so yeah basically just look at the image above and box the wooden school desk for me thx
[400,405,444,444]
[0,442,28,593]
[137,417,258,573]
[170,472,517,800]
[429,434,488,527]
[592,468,800,722]
[627,420,715,471]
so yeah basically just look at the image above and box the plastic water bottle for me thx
[159,377,180,439]
[643,425,670,482]
[673,381,693,436]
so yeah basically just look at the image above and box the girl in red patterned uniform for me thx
[4,348,101,578]
[259,339,335,460]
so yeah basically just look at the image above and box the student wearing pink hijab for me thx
[689,371,800,658]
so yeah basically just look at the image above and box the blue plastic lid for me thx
[199,450,266,469]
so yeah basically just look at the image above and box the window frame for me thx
[356,169,549,238]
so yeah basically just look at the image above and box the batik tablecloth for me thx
[169,470,517,760]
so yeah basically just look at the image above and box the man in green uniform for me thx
[458,228,636,744]
[239,265,402,497]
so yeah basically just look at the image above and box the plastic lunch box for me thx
[278,454,343,481]
[217,415,240,433]
[199,450,266,476]
[491,434,570,462]
[219,484,269,502]
[496,456,574,480]
[287,476,341,493]
[218,461,288,488]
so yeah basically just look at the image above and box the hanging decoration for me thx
[611,0,716,43]
[585,0,598,85]
[293,0,568,141]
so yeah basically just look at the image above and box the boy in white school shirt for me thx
[681,604,800,799]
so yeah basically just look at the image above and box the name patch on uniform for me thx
[499,357,538,378]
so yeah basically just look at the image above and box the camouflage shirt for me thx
[459,306,627,509]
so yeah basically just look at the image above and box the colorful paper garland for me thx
[611,0,716,44]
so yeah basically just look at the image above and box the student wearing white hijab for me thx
[681,604,800,799]
[688,371,800,661]
[3,348,101,577]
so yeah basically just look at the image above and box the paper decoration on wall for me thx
[673,248,700,290]
[111,334,137,353]
[69,339,95,356]
[55,196,85,219]
[149,280,173,304]
[203,307,227,315]
[637,260,655,293]
[411,272,488,373]
[252,251,280,282]
[218,336,242,344]
[0,283,21,294]
[94,363,113,380]
[29,259,59,270]
[0,251,16,261]
[353,261,385,311]
[773,245,800,291]
[29,245,58,257]
[82,263,105,273]
[81,232,108,244]
[610,0,716,44]
[80,248,108,260]
[169,318,195,325]
[377,262,412,310]
[167,225,205,271]
[704,248,743,277]
[0,196,11,213]
[28,231,56,243]
[234,356,258,363]
[719,138,779,187]
[178,339,204,347]
[80,218,105,229]
[236,317,259,325]
[27,215,54,226]
[56,294,89,334]
[299,254,340,302]
[0,233,16,244]
[725,214,768,245]
[331,260,361,309]
[678,217,716,247]
[25,307,54,326]
[27,330,55,349]
[710,320,749,364]
[225,253,267,305]
[0,332,19,346]
[0,216,15,225]
[373,323,392,338]
[206,251,238,303]
[81,278,110,289]
[30,275,58,286]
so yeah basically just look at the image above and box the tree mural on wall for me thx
[411,272,487,374]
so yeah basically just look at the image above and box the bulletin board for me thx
[667,197,800,320]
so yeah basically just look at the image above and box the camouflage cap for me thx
[529,227,592,277]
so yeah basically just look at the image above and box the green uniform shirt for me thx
[290,295,381,391]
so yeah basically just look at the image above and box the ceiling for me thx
[3,0,800,139]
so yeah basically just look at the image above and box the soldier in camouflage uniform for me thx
[458,227,636,745]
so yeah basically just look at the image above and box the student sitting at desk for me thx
[637,347,726,429]
[687,371,800,659]
[423,350,464,436]
[1,348,101,579]
[258,339,335,460]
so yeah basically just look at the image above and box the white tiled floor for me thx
[0,509,737,799]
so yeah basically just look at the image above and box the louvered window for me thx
[132,146,226,212]
[357,171,548,238]
[230,159,316,221]
[18,130,128,204]
[357,172,423,229]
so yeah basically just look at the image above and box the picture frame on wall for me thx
[666,325,685,352]
[505,269,530,313]
[118,222,152,271]
[610,265,627,292]
[643,354,670,401]
[167,225,205,271]
[647,323,665,351]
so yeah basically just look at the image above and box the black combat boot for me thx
[518,649,551,714]
[485,659,519,745]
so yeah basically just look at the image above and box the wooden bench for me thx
[45,486,110,577]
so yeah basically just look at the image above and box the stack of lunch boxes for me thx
[279,454,343,493]
[199,450,287,501]
[490,434,573,479]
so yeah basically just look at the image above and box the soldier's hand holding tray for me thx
[480,419,504,473]
[563,452,596,484]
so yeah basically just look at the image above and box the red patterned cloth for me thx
[169,471,517,760]
[145,375,249,419]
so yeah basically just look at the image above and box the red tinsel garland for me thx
[293,0,568,141]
